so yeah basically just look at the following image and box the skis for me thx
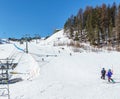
[111,79,115,83]
[107,79,115,84]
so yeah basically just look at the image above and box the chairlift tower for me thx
[0,58,14,99]
[24,34,29,53]
[26,37,28,53]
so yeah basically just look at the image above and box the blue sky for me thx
[0,0,119,38]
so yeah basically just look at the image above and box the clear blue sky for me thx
[0,0,119,38]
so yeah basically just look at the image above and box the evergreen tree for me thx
[111,2,117,27]
[63,2,120,48]
[116,5,120,46]
[85,7,95,44]
[77,8,83,41]
[101,4,108,43]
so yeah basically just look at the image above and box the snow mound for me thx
[26,54,40,80]
[12,53,40,80]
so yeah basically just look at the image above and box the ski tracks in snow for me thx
[39,82,72,99]
[29,44,58,68]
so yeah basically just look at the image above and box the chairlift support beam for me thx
[0,58,14,99]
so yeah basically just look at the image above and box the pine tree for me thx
[116,5,120,46]
[101,4,108,43]
[111,2,117,27]
[77,8,83,41]
[85,7,95,44]
[63,2,119,48]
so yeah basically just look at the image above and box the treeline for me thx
[8,35,41,42]
[64,2,120,48]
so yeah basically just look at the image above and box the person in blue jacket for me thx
[107,69,114,83]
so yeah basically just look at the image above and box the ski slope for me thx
[0,30,120,99]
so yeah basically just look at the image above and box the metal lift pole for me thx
[26,38,28,53]
[6,58,10,99]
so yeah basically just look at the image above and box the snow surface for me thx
[0,30,120,99]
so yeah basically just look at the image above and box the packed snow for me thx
[0,30,120,99]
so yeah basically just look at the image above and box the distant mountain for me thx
[0,39,10,44]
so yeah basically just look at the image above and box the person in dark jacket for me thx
[107,69,115,83]
[101,68,106,79]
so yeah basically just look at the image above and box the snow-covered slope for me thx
[45,29,96,53]
[45,29,70,45]
[0,31,120,99]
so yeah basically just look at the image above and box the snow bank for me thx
[11,53,40,80]
[0,44,15,59]
[28,54,40,80]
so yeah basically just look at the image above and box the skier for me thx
[106,69,115,83]
[101,68,106,79]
